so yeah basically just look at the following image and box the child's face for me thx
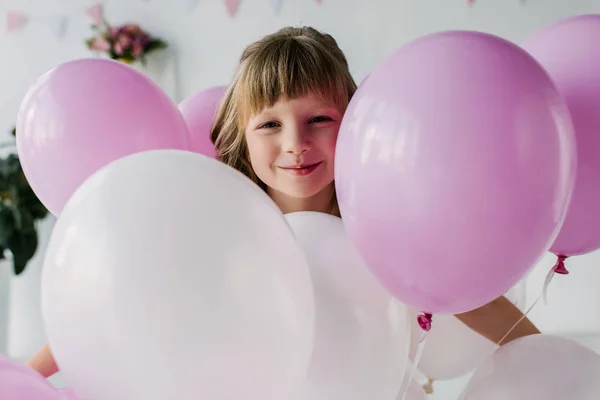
[245,93,341,199]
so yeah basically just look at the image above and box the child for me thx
[27,26,538,379]
[209,26,540,342]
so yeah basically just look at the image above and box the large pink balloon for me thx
[335,31,576,314]
[0,355,62,399]
[16,58,190,216]
[523,15,600,257]
[179,85,227,157]
[58,389,79,399]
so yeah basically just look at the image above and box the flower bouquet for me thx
[86,21,168,65]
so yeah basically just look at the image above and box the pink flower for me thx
[118,33,133,49]
[90,36,110,52]
[123,23,141,34]
[132,39,144,58]
[114,42,124,56]
[109,26,119,40]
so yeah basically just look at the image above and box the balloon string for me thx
[456,257,566,400]
[399,314,431,400]
[494,254,566,348]
[543,255,568,304]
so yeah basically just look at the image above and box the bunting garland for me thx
[3,0,530,33]
[2,2,105,39]
[223,0,240,17]
[1,0,329,32]
[47,15,69,39]
[85,3,105,25]
[269,0,283,15]
[5,11,27,33]
[184,0,200,12]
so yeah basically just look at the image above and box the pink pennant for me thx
[85,3,104,25]
[6,12,26,33]
[316,0,323,3]
[223,0,240,17]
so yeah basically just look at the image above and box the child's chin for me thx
[283,183,332,200]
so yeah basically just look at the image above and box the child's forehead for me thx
[251,92,340,115]
[254,91,336,109]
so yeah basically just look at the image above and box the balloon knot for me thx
[553,255,569,275]
[417,312,433,331]
[423,377,434,394]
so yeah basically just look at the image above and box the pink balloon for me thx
[523,15,600,257]
[58,388,79,399]
[0,355,62,399]
[16,58,190,216]
[335,31,576,314]
[179,85,227,158]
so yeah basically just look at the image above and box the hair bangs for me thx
[236,37,351,125]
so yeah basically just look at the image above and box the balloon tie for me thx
[552,254,569,275]
[542,254,569,304]
[422,377,434,394]
[417,312,433,332]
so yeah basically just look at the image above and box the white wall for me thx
[2,0,600,398]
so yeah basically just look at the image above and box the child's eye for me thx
[309,116,333,124]
[257,121,280,130]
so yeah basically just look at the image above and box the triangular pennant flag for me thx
[315,0,322,4]
[6,12,27,33]
[223,0,240,17]
[184,0,200,12]
[85,3,104,25]
[467,0,476,5]
[48,15,68,40]
[269,0,283,14]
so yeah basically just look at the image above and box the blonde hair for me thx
[210,26,357,216]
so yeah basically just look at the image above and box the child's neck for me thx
[268,184,334,215]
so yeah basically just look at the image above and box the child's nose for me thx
[283,127,311,154]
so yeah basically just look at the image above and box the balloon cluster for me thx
[4,14,600,400]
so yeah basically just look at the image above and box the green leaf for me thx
[0,148,44,276]
[20,198,47,220]
[8,228,38,276]
[0,205,15,245]
[144,39,168,54]
[0,154,20,178]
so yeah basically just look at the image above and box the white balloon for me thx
[285,212,410,400]
[408,283,526,380]
[461,334,600,399]
[41,150,315,400]
[396,370,428,400]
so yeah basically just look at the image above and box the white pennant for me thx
[269,0,283,14]
[48,15,68,39]
[184,0,200,12]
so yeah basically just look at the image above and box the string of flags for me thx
[4,3,103,39]
[3,0,532,37]
[1,0,325,38]
[3,1,325,37]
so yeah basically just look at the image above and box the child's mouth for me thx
[279,162,322,176]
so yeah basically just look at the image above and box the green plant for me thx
[0,127,48,275]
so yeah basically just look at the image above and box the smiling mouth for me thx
[278,162,323,176]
